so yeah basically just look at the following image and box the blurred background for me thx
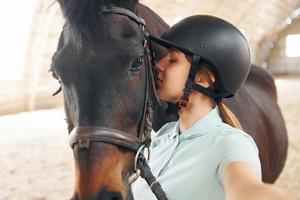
[0,0,299,199]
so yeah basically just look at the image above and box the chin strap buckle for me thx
[178,99,189,108]
[178,87,192,109]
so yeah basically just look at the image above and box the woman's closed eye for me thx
[169,53,178,64]
[169,58,176,63]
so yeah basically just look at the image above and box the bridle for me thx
[68,6,168,200]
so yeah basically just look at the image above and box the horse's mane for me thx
[57,0,139,37]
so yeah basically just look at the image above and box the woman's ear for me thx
[195,69,215,88]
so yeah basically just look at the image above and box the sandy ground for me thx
[0,76,299,200]
[273,76,300,200]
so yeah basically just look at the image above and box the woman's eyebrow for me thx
[170,48,184,56]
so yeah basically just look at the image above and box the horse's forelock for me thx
[57,0,139,42]
[57,0,139,24]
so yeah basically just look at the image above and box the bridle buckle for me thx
[134,144,149,172]
[79,138,91,149]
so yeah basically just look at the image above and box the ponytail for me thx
[217,101,243,129]
[196,63,243,130]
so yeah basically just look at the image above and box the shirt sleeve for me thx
[216,132,262,184]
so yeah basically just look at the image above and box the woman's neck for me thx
[178,94,215,133]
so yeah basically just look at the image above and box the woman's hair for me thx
[197,64,243,130]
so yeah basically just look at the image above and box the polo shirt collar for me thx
[171,106,222,140]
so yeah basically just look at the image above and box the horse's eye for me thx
[129,56,144,72]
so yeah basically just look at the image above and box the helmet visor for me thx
[149,35,195,56]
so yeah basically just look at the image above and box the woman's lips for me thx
[155,78,163,87]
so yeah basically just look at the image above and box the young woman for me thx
[132,15,288,200]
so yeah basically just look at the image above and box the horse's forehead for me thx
[106,15,142,39]
[62,15,142,45]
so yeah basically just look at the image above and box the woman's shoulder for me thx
[213,123,262,179]
[214,122,258,150]
[216,122,253,138]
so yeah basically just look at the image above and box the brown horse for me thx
[50,1,287,199]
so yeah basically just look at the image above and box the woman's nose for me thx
[155,59,165,72]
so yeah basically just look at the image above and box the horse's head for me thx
[50,1,169,199]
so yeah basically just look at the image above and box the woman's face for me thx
[155,48,191,103]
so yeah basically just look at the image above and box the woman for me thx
[132,15,288,200]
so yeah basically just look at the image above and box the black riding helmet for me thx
[150,15,251,105]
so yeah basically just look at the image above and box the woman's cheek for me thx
[170,84,183,100]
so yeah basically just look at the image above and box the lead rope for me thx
[138,157,168,200]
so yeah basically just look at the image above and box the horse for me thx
[50,0,288,199]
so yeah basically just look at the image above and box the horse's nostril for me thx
[96,190,123,200]
[110,193,122,200]
[103,194,122,200]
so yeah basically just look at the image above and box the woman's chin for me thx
[157,93,168,102]
[157,94,180,104]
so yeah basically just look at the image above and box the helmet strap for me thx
[165,55,199,114]
[177,55,200,109]
[166,55,229,115]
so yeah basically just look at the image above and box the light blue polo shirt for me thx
[132,107,261,200]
